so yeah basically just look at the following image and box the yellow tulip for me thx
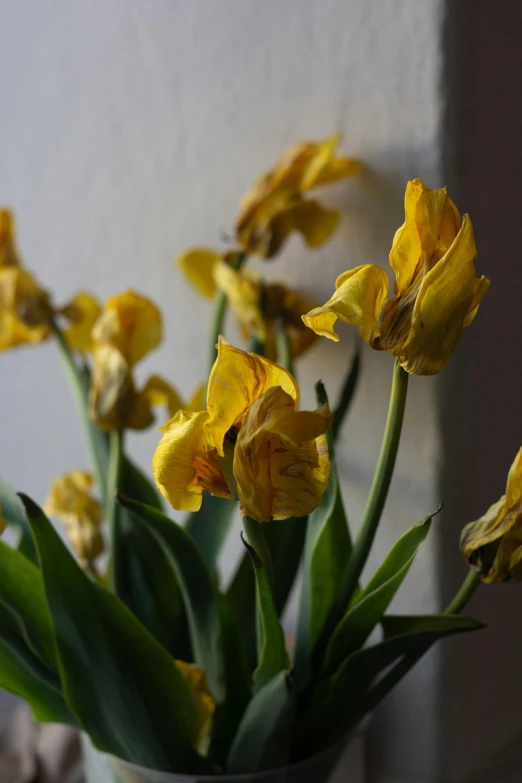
[60,291,102,353]
[460,448,522,583]
[45,471,103,564]
[0,267,54,351]
[91,290,162,367]
[89,291,169,431]
[302,179,490,375]
[236,134,362,259]
[153,337,332,521]
[175,660,215,746]
[176,248,221,299]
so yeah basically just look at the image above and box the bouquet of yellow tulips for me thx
[0,135,511,779]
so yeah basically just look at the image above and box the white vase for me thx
[81,729,365,783]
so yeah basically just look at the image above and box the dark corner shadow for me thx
[437,0,522,779]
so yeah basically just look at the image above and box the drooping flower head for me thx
[153,338,332,522]
[236,134,361,259]
[302,179,490,375]
[45,471,103,564]
[460,448,522,583]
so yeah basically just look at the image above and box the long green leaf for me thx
[23,494,201,773]
[242,537,289,694]
[185,494,236,574]
[297,614,483,754]
[294,383,351,687]
[0,540,58,670]
[321,509,438,674]
[0,477,37,563]
[0,637,75,725]
[118,494,224,702]
[227,671,295,774]
[121,456,163,511]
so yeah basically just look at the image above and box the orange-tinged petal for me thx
[153,409,230,513]
[61,291,101,353]
[397,214,486,375]
[177,248,220,299]
[234,387,331,522]
[302,264,389,343]
[92,290,162,367]
[207,337,299,456]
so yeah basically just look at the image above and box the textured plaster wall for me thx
[0,0,447,779]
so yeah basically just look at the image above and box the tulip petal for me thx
[0,209,22,268]
[302,264,389,343]
[177,248,220,299]
[153,410,230,513]
[399,214,483,375]
[141,375,184,418]
[45,471,103,563]
[0,268,53,350]
[234,387,331,522]
[207,337,299,456]
[92,290,162,367]
[61,291,102,353]
[463,275,490,327]
[213,261,266,340]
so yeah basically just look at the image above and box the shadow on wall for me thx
[438,1,522,781]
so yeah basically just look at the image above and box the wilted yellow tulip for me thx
[236,134,361,259]
[89,291,167,431]
[302,179,490,375]
[460,448,522,583]
[45,471,103,564]
[60,291,102,353]
[153,337,331,521]
[0,267,54,351]
[175,660,215,746]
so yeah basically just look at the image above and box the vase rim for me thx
[84,719,367,781]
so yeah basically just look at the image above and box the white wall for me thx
[0,1,447,779]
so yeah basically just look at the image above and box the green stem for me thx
[208,251,247,371]
[342,360,409,603]
[276,322,294,375]
[51,320,108,502]
[354,569,481,722]
[332,346,361,442]
[107,429,124,592]
[243,516,275,588]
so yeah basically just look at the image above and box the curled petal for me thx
[141,375,185,418]
[175,660,215,746]
[92,290,162,367]
[460,448,522,582]
[153,410,230,513]
[207,337,299,456]
[398,214,488,375]
[177,248,220,299]
[61,291,102,353]
[234,386,331,522]
[45,471,103,563]
[302,264,389,343]
[0,268,53,351]
[390,180,461,296]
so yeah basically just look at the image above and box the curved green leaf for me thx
[186,494,236,573]
[121,456,163,511]
[118,494,224,702]
[227,671,295,774]
[0,477,37,563]
[23,494,201,773]
[242,537,289,694]
[294,383,351,687]
[0,540,57,670]
[321,509,438,674]
[0,637,75,725]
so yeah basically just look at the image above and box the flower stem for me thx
[106,429,124,592]
[276,322,294,375]
[243,516,275,588]
[444,569,481,615]
[51,320,108,503]
[342,360,409,603]
[208,251,247,372]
